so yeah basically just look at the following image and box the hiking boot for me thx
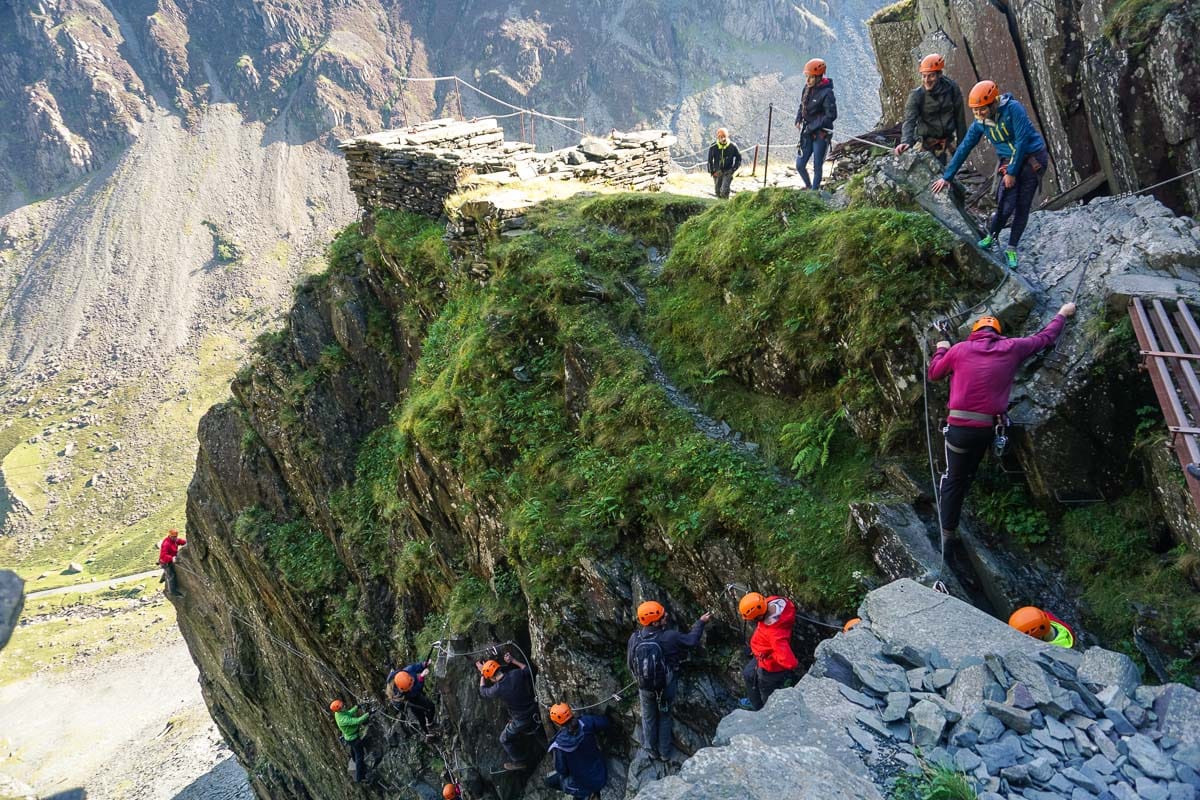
[502,762,526,771]
[1005,247,1018,268]
[977,233,997,250]
[737,697,755,711]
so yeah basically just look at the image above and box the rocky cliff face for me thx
[867,0,1200,216]
[179,139,1200,799]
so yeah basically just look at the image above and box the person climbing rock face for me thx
[931,79,1050,268]
[158,528,186,598]
[442,783,461,799]
[738,591,798,710]
[385,659,436,736]
[893,53,966,164]
[707,128,741,199]
[477,651,539,771]
[927,305,1076,542]
[330,699,371,783]
[794,58,837,191]
[543,703,609,799]
[626,600,713,760]
[1009,606,1075,648]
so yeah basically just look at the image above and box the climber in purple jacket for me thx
[927,303,1075,539]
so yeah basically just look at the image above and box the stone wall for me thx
[339,118,675,218]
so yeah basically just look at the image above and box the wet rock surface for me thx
[636,580,1200,800]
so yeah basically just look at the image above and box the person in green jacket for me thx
[330,699,370,783]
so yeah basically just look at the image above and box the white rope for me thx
[1128,165,1200,197]
[395,74,587,136]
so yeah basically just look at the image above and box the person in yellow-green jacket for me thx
[330,699,371,783]
[1008,606,1074,648]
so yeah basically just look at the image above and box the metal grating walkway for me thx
[1129,297,1200,513]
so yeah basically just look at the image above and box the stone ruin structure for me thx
[338,117,676,218]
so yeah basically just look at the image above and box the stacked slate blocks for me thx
[338,118,675,218]
[634,580,1200,800]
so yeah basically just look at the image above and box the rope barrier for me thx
[1127,165,1200,198]
[394,74,587,137]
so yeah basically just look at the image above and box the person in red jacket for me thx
[158,528,186,598]
[927,303,1075,540]
[737,592,798,710]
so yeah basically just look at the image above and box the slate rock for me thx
[1137,776,1170,800]
[1047,715,1074,740]
[1098,685,1131,712]
[883,642,930,669]
[1129,733,1178,779]
[0,571,24,652]
[1064,766,1106,794]
[1084,754,1116,775]
[839,684,881,709]
[1135,686,1162,708]
[1168,783,1197,800]
[1104,708,1137,736]
[983,700,1034,734]
[1156,684,1200,748]
[1002,763,1032,785]
[1029,756,1056,783]
[976,714,1006,744]
[1080,648,1142,696]
[1010,682,1039,709]
[881,691,910,723]
[945,663,994,719]
[1109,781,1139,800]
[979,736,1024,772]
[907,667,930,692]
[1004,651,1057,704]
[949,723,978,749]
[1175,745,1200,772]
[1125,703,1147,729]
[853,659,909,695]
[955,748,983,773]
[929,668,956,691]
[908,699,947,748]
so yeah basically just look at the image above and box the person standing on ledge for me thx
[932,80,1049,268]
[794,58,837,191]
[738,591,798,710]
[158,528,186,598]
[330,699,371,783]
[707,128,742,199]
[927,305,1076,544]
[626,600,712,760]
[894,53,966,164]
[478,651,540,771]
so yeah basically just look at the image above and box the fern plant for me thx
[781,409,844,478]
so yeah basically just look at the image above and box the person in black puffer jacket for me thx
[794,57,837,190]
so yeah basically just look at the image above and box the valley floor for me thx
[0,632,250,800]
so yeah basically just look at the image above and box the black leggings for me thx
[937,424,995,532]
[991,149,1047,248]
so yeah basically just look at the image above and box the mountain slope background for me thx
[0,0,888,587]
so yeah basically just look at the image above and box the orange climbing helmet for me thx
[637,600,666,626]
[971,315,1002,334]
[804,58,827,76]
[969,80,1000,108]
[739,592,768,620]
[919,53,945,73]
[442,784,460,799]
[329,699,344,713]
[394,671,415,692]
[1009,606,1051,639]
[843,617,862,632]
[480,660,501,680]
[550,703,573,725]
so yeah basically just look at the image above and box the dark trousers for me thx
[991,149,1048,248]
[500,716,539,763]
[344,736,367,783]
[742,659,794,711]
[637,675,678,756]
[938,424,995,532]
[391,694,435,732]
[161,562,180,596]
[796,132,829,190]
[712,170,734,199]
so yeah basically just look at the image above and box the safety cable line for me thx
[1127,165,1200,197]
[393,74,585,135]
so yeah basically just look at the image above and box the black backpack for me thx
[630,629,672,692]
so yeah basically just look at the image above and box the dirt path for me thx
[0,634,250,800]
[24,569,161,599]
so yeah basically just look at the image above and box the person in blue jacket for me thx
[385,660,436,735]
[543,703,608,799]
[932,80,1049,268]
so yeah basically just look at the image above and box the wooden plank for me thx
[1038,172,1108,211]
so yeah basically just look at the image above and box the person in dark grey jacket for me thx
[894,53,967,164]
[626,601,711,760]
[794,58,837,190]
[707,128,742,199]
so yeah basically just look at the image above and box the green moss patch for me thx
[1103,0,1188,52]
